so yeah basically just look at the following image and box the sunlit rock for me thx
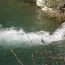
[36,0,46,7]
[36,0,54,13]
[41,6,54,13]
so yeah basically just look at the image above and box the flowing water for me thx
[0,0,65,65]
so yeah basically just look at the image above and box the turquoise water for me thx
[0,0,65,65]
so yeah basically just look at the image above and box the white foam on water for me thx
[0,22,65,48]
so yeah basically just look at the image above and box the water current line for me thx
[50,50,55,65]
[24,33,45,65]
[11,49,24,65]
[40,21,57,65]
[32,54,36,65]
[24,21,56,64]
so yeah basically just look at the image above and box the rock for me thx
[36,0,45,7]
[41,6,54,13]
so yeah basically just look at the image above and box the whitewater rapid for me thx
[0,22,65,48]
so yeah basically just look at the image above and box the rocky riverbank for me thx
[41,6,65,22]
[36,0,65,22]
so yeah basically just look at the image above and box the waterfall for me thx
[0,22,65,48]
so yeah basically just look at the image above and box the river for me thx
[0,0,65,65]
